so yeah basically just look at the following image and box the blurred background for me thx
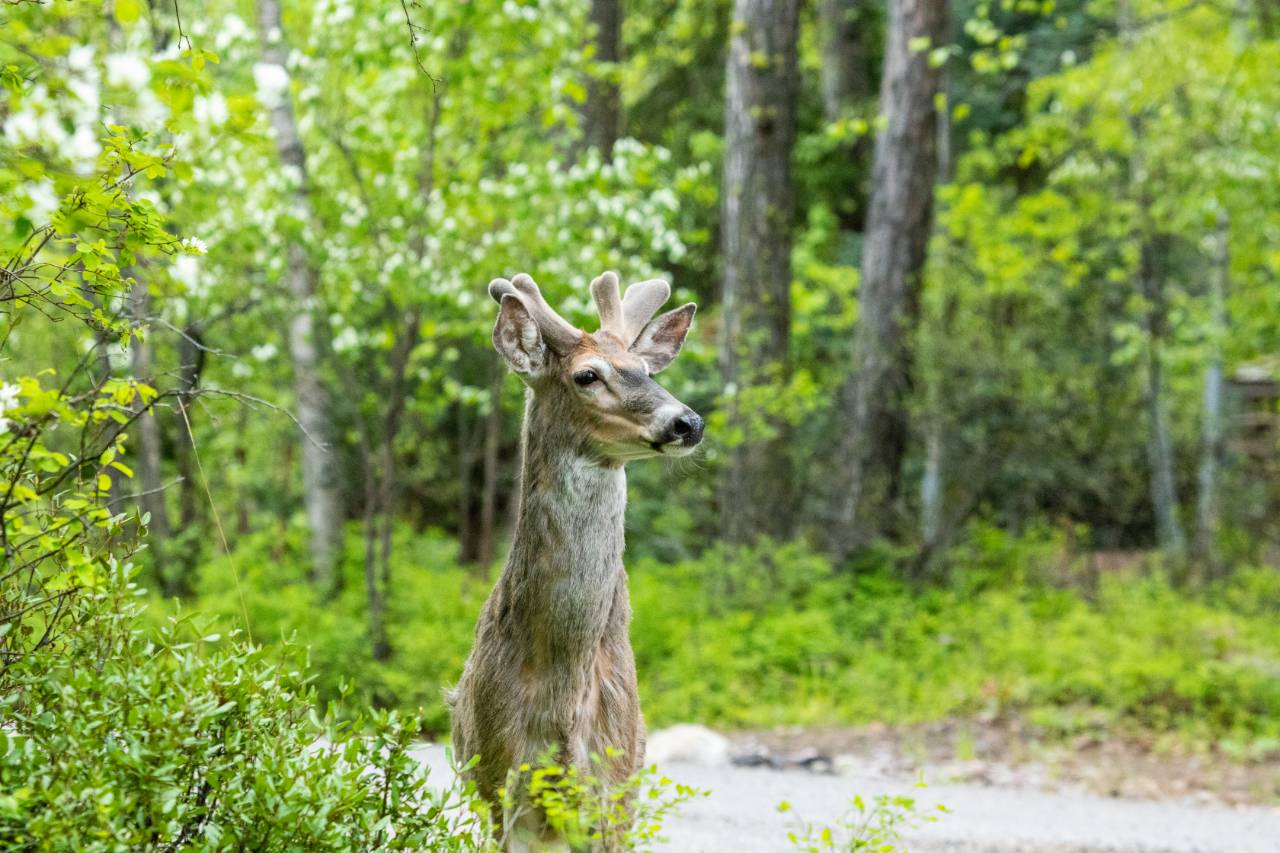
[3,0,1280,820]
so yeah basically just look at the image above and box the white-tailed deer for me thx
[449,271,702,847]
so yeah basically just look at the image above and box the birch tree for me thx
[256,0,345,591]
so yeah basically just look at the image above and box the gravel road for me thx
[655,761,1280,852]
[410,745,1280,852]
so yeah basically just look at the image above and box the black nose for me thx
[668,411,704,446]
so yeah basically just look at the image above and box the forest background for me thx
[2,0,1280,840]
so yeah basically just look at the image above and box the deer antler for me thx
[488,274,582,353]
[591,271,672,347]
[591,271,625,341]
[621,278,671,345]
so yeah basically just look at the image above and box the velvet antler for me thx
[488,274,582,354]
[590,271,672,347]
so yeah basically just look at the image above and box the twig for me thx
[117,476,186,502]
[190,388,327,451]
[171,0,192,51]
[145,316,229,357]
[399,0,441,88]
[177,402,252,641]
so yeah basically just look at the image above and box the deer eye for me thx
[572,369,600,387]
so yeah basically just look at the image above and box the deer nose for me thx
[667,411,704,446]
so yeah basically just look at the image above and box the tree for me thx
[819,0,873,122]
[129,282,177,593]
[584,0,622,160]
[256,0,346,592]
[1194,211,1229,567]
[826,0,948,560]
[931,0,1280,557]
[1121,0,1184,561]
[719,0,800,543]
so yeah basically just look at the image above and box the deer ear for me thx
[630,303,695,374]
[493,294,547,377]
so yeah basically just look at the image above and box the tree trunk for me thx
[1194,210,1229,568]
[371,308,420,662]
[827,0,948,561]
[129,283,176,593]
[719,0,800,544]
[361,448,389,662]
[1120,1,1184,562]
[457,402,476,563]
[1141,239,1187,560]
[918,17,953,555]
[234,410,253,539]
[257,0,344,592]
[174,323,206,532]
[477,366,503,565]
[584,0,622,160]
[819,0,873,121]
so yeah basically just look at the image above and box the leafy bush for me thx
[163,523,1280,751]
[0,562,489,850]
[780,784,947,852]
[500,751,706,851]
[158,525,487,736]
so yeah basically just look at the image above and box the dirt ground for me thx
[727,717,1280,807]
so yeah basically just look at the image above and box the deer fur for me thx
[449,272,702,847]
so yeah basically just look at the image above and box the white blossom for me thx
[26,181,59,224]
[251,343,278,362]
[105,54,150,89]
[67,44,96,72]
[68,76,100,112]
[253,62,290,109]
[67,126,101,167]
[4,110,41,145]
[0,383,20,411]
[332,327,360,353]
[181,236,209,255]
[193,92,229,127]
[172,254,201,288]
[215,14,251,51]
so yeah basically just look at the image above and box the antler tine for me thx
[590,271,626,340]
[621,278,671,345]
[489,274,582,353]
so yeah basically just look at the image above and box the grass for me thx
[149,522,1280,752]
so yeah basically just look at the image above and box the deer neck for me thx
[509,389,627,581]
[497,389,628,672]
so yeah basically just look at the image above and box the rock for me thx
[730,745,780,769]
[785,747,834,774]
[646,724,731,766]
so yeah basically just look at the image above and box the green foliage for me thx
[924,1,1280,545]
[0,565,489,850]
[501,751,707,851]
[156,526,486,735]
[160,525,1280,750]
[6,4,1280,845]
[633,530,1280,744]
[780,784,948,852]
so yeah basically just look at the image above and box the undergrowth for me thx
[153,523,1280,753]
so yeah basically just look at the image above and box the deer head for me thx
[489,271,703,463]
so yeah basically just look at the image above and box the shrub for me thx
[158,525,1280,750]
[0,562,489,850]
[780,784,948,852]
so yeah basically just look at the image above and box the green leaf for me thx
[114,0,141,27]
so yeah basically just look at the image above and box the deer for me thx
[448,271,703,849]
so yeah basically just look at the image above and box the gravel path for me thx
[656,761,1280,852]
[410,745,1280,852]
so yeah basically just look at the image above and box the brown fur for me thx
[449,273,699,848]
